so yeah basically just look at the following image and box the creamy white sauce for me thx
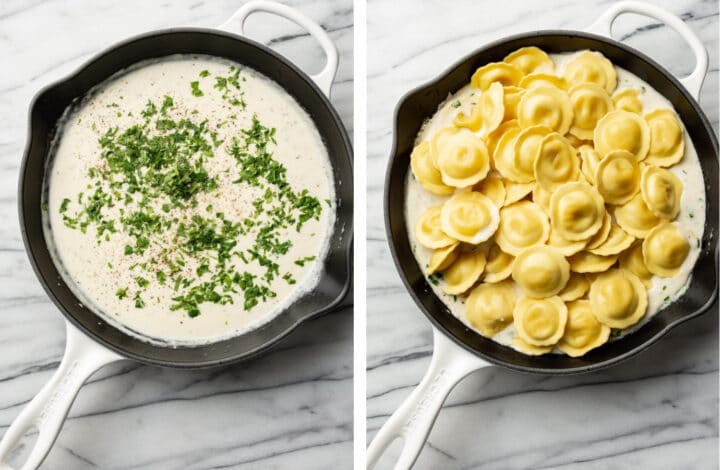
[405,51,706,351]
[45,55,335,346]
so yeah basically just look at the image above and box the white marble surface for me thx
[367,0,718,468]
[0,0,352,468]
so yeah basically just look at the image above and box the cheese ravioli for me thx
[589,269,647,328]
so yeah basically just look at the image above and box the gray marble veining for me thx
[366,0,718,468]
[0,0,353,468]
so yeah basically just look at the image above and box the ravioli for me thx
[504,46,554,75]
[644,109,684,167]
[410,141,454,195]
[427,242,460,275]
[454,82,505,133]
[493,126,523,181]
[618,241,653,288]
[612,88,643,114]
[474,173,506,207]
[534,133,580,191]
[588,224,634,256]
[585,212,612,250]
[568,251,619,273]
[589,269,647,328]
[595,150,641,205]
[434,128,491,187]
[511,125,552,182]
[519,73,568,90]
[565,134,593,150]
[547,227,588,256]
[642,223,689,277]
[407,46,700,359]
[503,181,534,205]
[557,300,610,357]
[415,206,456,249]
[532,183,552,214]
[483,243,514,283]
[511,245,570,298]
[614,193,665,238]
[466,280,516,336]
[486,120,520,159]
[440,191,500,244]
[495,201,550,255]
[550,182,605,241]
[512,337,554,355]
[517,86,573,134]
[568,83,613,139]
[578,145,602,185]
[558,273,590,301]
[502,86,526,121]
[514,296,568,346]
[563,51,617,93]
[640,165,683,219]
[594,110,650,161]
[471,62,522,90]
[442,248,487,295]
[430,127,459,167]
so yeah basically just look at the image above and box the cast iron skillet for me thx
[0,2,352,469]
[368,2,718,469]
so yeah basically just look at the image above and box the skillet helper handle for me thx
[367,328,490,470]
[219,0,339,97]
[586,0,708,99]
[0,322,122,470]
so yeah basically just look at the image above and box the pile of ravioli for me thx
[411,46,692,357]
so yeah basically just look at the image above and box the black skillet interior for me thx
[20,29,353,368]
[386,31,719,375]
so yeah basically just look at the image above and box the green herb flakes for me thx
[294,256,317,267]
[190,81,203,97]
[57,74,324,319]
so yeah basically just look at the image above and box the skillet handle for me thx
[218,0,339,97]
[586,1,708,99]
[0,322,122,470]
[367,328,490,470]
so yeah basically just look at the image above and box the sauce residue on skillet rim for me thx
[44,54,335,346]
[405,46,705,357]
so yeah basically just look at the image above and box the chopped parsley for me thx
[133,291,145,308]
[451,100,461,108]
[58,71,324,318]
[190,81,203,97]
[294,256,316,267]
[213,66,247,109]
